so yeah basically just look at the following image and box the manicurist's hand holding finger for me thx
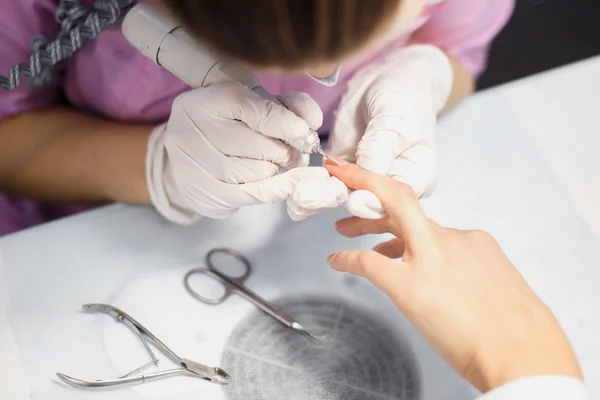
[147,83,329,224]
[324,162,584,397]
[288,45,453,221]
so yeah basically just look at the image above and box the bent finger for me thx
[278,92,323,131]
[335,216,390,238]
[286,199,326,221]
[325,163,429,241]
[373,238,405,259]
[198,83,310,142]
[238,166,330,206]
[327,250,410,295]
[291,177,349,210]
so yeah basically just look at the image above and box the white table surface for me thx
[1,56,600,400]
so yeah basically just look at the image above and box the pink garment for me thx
[0,0,515,235]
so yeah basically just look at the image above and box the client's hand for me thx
[325,162,582,393]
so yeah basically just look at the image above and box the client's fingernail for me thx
[373,243,384,253]
[324,157,348,166]
[327,253,339,265]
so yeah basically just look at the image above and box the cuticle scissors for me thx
[183,248,318,342]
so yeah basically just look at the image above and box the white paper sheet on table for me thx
[0,249,30,400]
[1,203,472,400]
[2,88,600,399]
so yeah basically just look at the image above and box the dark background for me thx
[478,0,600,90]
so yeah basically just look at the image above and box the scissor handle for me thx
[206,248,253,282]
[184,268,233,305]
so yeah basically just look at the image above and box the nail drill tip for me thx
[317,147,342,166]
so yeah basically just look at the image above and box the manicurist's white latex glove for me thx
[288,45,453,221]
[147,82,329,224]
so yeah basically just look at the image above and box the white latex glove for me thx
[147,82,329,224]
[288,45,453,221]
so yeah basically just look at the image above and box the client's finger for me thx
[325,162,431,247]
[335,216,390,238]
[325,161,391,196]
[327,249,410,296]
[374,238,405,259]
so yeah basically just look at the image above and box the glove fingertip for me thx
[278,92,324,131]
[288,211,308,222]
[347,190,387,220]
[286,198,310,221]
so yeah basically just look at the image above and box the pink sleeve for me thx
[412,0,516,77]
[0,0,62,121]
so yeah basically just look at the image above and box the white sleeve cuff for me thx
[476,375,589,400]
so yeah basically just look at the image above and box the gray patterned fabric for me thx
[0,0,135,91]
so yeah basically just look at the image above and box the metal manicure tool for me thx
[56,303,230,389]
[184,248,319,343]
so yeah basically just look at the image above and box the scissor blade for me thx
[291,322,319,343]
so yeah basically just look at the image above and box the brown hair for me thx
[163,0,402,69]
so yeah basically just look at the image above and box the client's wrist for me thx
[468,305,582,393]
